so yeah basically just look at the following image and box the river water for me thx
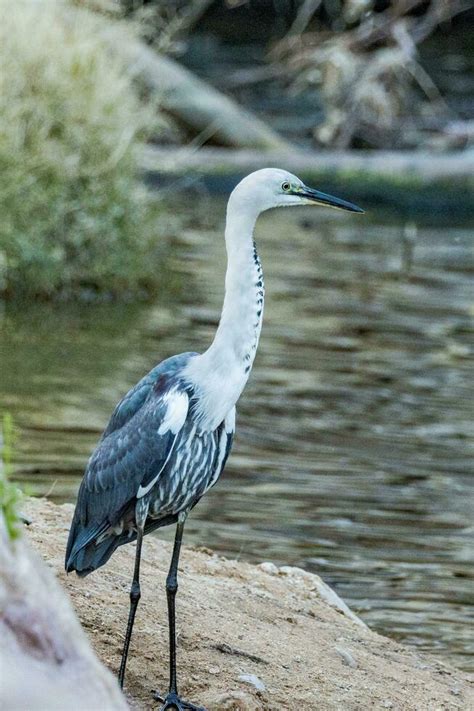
[1,199,473,671]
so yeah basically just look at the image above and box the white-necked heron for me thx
[66,168,363,711]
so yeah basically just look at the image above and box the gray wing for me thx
[66,368,190,568]
[101,352,197,437]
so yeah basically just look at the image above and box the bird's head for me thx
[229,168,364,216]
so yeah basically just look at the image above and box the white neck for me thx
[184,195,265,430]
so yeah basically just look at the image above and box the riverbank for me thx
[23,497,473,710]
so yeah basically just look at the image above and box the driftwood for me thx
[140,145,474,213]
[99,25,288,150]
[141,144,474,183]
[274,0,472,150]
[64,2,288,151]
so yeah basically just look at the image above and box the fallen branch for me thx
[68,4,289,151]
[106,30,289,150]
[140,145,474,215]
[213,642,269,665]
[274,0,471,150]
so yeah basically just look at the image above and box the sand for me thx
[23,497,473,711]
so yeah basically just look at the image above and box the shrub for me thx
[0,0,162,300]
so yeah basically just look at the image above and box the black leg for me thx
[155,515,207,711]
[118,499,148,689]
[166,517,185,696]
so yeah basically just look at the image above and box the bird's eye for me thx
[281,182,290,192]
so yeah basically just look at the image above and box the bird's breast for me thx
[148,410,234,518]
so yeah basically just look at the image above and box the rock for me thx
[335,646,358,669]
[258,561,279,575]
[238,673,266,692]
[0,511,127,710]
[278,564,367,628]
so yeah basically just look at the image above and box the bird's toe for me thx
[154,691,207,711]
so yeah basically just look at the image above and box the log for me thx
[64,3,288,150]
[140,145,474,216]
[101,27,289,150]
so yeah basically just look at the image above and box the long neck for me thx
[184,197,265,429]
[211,204,264,369]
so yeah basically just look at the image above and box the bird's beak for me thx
[298,186,364,213]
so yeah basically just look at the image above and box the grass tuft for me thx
[0,414,22,541]
[0,0,163,300]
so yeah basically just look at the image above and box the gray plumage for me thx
[65,352,233,576]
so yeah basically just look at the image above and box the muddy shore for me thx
[24,497,473,710]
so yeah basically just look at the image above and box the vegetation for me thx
[0,0,163,300]
[0,414,22,541]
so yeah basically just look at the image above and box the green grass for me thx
[0,0,164,300]
[0,414,22,541]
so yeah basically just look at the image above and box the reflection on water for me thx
[1,201,473,671]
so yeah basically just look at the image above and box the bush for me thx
[0,0,163,300]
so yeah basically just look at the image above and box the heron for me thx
[65,168,363,711]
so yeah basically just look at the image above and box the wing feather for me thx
[66,373,190,568]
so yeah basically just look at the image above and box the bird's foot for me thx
[154,691,207,711]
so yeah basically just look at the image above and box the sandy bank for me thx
[24,497,473,710]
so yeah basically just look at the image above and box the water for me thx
[1,201,473,671]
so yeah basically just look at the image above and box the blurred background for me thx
[0,0,473,673]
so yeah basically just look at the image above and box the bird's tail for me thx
[66,534,121,577]
[65,515,120,577]
[65,513,176,577]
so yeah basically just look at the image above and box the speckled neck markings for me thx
[244,241,265,374]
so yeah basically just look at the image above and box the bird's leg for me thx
[166,516,185,697]
[155,514,206,711]
[118,498,149,689]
